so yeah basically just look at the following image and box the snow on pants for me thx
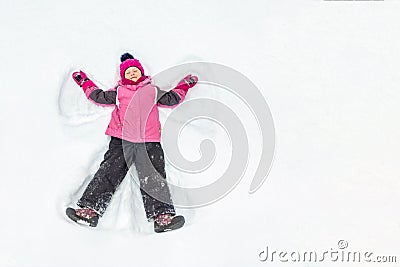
[77,137,176,220]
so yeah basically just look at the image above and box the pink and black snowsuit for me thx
[76,58,195,219]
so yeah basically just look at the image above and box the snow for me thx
[1,0,400,266]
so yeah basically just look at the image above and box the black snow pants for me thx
[77,137,176,220]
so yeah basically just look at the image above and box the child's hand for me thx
[72,71,89,87]
[72,71,97,91]
[175,74,198,91]
[72,70,97,94]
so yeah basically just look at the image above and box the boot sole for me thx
[66,207,98,227]
[154,216,185,233]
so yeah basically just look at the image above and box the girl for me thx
[66,53,198,233]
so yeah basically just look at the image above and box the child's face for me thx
[124,67,142,82]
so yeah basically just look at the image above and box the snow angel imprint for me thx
[66,52,198,233]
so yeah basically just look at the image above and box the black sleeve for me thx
[156,87,181,106]
[89,89,117,105]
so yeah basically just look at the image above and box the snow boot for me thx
[66,207,99,227]
[154,213,185,233]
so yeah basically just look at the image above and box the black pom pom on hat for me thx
[120,53,135,62]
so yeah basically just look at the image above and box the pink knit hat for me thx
[120,58,145,84]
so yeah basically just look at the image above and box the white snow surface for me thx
[1,0,400,266]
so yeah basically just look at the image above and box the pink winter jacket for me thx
[83,76,188,143]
